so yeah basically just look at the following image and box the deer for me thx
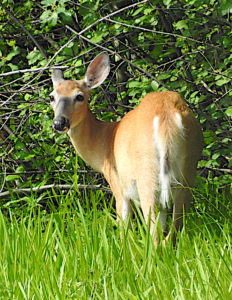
[50,52,204,246]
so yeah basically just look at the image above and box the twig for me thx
[0,169,96,175]
[206,166,232,174]
[0,116,13,136]
[215,88,232,103]
[200,80,216,95]
[106,18,220,49]
[0,66,68,77]
[0,164,6,193]
[0,184,111,198]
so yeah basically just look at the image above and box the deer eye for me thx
[74,94,84,102]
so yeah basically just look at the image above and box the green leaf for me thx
[15,140,25,150]
[40,10,52,21]
[225,107,232,117]
[16,165,25,173]
[163,0,172,7]
[24,154,35,160]
[91,32,104,43]
[127,81,141,88]
[223,36,232,47]
[6,175,21,182]
[215,77,230,86]
[132,7,144,16]
[175,20,189,30]
[27,50,43,65]
[8,63,18,71]
[151,80,159,90]
[41,0,57,6]
[212,153,220,160]
[59,11,73,25]
[6,47,20,61]
[50,12,58,27]
[158,73,171,80]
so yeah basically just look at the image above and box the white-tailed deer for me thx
[50,52,203,245]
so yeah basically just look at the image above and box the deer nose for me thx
[53,116,70,132]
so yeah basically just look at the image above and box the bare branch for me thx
[0,66,68,78]
[206,166,232,174]
[0,169,96,175]
[0,184,111,198]
[106,18,220,49]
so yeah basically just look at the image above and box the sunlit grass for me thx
[0,184,231,299]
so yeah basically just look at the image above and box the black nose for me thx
[53,116,70,132]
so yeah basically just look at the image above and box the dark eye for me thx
[50,95,55,102]
[74,94,84,102]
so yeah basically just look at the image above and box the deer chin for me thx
[53,125,69,134]
[60,127,69,134]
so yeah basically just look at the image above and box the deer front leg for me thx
[136,181,159,247]
[116,195,131,226]
[109,182,131,227]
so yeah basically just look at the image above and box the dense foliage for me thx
[0,0,231,198]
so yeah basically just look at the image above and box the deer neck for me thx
[68,106,117,173]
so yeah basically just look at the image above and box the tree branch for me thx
[206,166,232,174]
[106,18,220,49]
[0,66,68,77]
[0,184,111,198]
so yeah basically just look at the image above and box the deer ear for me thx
[52,69,64,87]
[84,52,110,89]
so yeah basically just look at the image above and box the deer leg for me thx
[136,180,160,247]
[165,188,192,245]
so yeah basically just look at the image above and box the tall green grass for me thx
[0,184,231,299]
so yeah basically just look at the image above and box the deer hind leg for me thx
[165,187,192,245]
[159,208,168,233]
[165,162,198,245]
